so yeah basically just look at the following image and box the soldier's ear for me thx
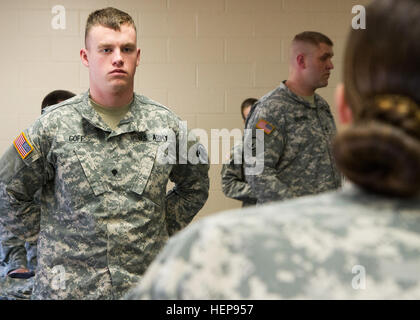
[335,83,353,125]
[136,48,141,66]
[80,48,89,68]
[296,54,305,69]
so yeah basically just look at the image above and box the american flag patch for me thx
[13,132,33,160]
[256,119,275,135]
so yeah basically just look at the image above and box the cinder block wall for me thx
[0,0,371,220]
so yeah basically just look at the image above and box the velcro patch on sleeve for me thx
[13,132,34,160]
[256,119,275,135]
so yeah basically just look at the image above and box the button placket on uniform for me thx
[106,138,123,182]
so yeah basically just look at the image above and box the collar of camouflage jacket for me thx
[342,182,420,211]
[77,91,158,136]
[280,80,325,110]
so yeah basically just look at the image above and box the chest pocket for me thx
[129,141,160,196]
[50,144,107,211]
[73,136,168,200]
[318,109,337,139]
[73,147,108,197]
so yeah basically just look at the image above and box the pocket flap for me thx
[73,148,107,196]
[130,141,159,196]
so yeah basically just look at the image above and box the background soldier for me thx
[221,98,257,207]
[41,90,76,112]
[245,31,342,205]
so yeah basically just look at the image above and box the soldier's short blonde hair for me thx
[292,31,333,47]
[85,7,136,47]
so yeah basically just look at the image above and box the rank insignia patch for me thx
[256,119,275,135]
[13,132,33,159]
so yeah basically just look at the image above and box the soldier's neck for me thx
[285,79,315,97]
[89,87,134,108]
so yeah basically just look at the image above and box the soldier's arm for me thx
[245,104,290,204]
[165,131,209,236]
[221,146,256,202]
[0,123,48,242]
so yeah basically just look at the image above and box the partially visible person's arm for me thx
[221,144,256,203]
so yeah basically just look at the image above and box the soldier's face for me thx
[242,106,251,123]
[304,43,334,90]
[82,24,140,94]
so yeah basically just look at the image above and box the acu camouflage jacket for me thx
[0,91,209,299]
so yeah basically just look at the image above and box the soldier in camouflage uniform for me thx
[0,7,209,299]
[245,32,342,205]
[125,0,420,299]
[221,98,257,207]
[0,90,75,300]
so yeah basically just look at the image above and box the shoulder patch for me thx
[256,119,275,135]
[13,132,33,159]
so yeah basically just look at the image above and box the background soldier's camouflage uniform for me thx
[0,223,35,300]
[0,91,209,299]
[0,191,38,300]
[0,274,34,300]
[245,81,342,204]
[125,183,420,299]
[1,224,30,277]
[221,142,257,207]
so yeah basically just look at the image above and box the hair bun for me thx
[360,94,420,140]
[333,122,420,197]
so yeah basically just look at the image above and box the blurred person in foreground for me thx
[0,90,75,300]
[125,0,420,299]
[221,98,258,207]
